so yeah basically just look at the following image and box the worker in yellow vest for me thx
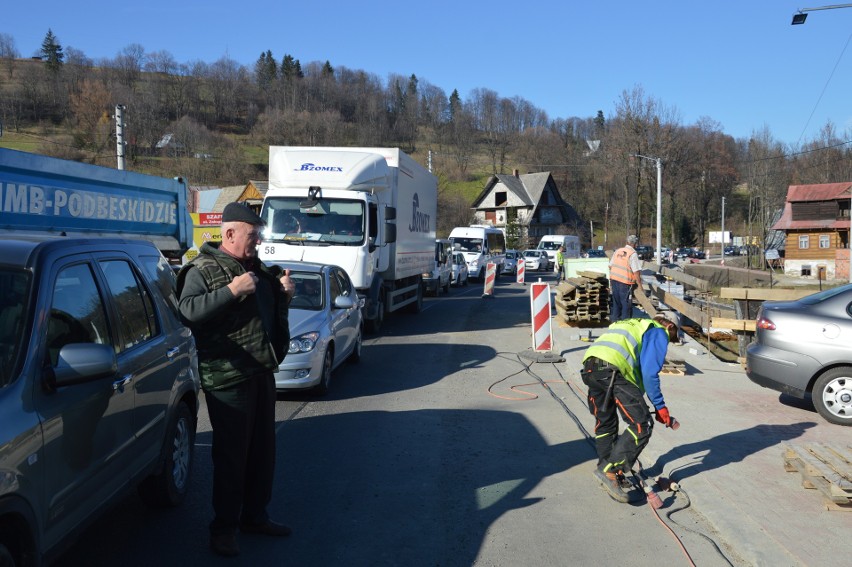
[608,235,642,322]
[582,316,679,503]
[555,246,565,282]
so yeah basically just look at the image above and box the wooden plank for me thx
[650,288,709,327]
[711,317,757,332]
[632,286,658,317]
[659,265,712,292]
[720,287,815,301]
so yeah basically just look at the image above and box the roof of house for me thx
[472,172,555,209]
[786,182,852,202]
[771,182,852,231]
[212,186,247,212]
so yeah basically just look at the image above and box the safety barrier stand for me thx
[519,279,564,363]
[516,258,525,284]
[482,262,497,298]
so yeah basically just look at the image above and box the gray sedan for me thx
[746,283,852,425]
[271,261,363,395]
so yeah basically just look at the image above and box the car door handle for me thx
[167,347,180,358]
[113,374,132,392]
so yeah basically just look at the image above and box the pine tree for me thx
[255,50,277,89]
[40,28,64,73]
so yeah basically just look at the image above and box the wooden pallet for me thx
[660,359,686,376]
[783,443,852,510]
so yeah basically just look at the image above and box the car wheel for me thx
[812,367,852,426]
[347,327,362,364]
[406,283,423,313]
[314,347,334,396]
[138,401,195,507]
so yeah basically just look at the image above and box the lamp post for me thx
[791,3,852,282]
[631,154,663,267]
[791,3,852,24]
[721,196,726,265]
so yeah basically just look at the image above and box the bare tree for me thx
[0,33,19,78]
[68,78,113,165]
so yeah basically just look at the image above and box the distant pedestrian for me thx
[582,316,680,503]
[608,235,642,322]
[556,246,566,282]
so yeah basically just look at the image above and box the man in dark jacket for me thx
[178,202,294,557]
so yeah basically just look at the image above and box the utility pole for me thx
[631,154,663,265]
[115,104,126,170]
[721,196,726,265]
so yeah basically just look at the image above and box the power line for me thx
[795,30,852,146]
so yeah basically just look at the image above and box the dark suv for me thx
[0,236,200,566]
[635,245,654,261]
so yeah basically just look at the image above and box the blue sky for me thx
[4,1,852,147]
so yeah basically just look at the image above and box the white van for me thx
[537,235,581,270]
[449,225,506,281]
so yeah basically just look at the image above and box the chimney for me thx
[513,169,519,177]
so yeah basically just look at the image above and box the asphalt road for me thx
[56,271,748,566]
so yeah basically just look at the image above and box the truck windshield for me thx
[261,197,365,246]
[452,238,483,252]
[0,270,31,387]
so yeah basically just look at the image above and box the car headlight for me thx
[289,331,320,354]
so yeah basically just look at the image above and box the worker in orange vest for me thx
[608,235,643,322]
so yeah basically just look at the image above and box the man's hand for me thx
[279,269,295,298]
[228,272,257,298]
[655,406,672,427]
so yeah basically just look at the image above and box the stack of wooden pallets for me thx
[554,271,609,324]
[782,442,852,511]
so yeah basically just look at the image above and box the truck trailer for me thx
[0,148,193,259]
[259,147,437,333]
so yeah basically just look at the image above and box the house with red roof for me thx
[771,182,852,280]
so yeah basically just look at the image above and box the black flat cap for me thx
[222,202,264,225]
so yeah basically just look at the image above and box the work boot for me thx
[593,468,644,504]
[210,532,240,557]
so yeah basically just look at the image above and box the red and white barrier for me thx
[516,258,525,284]
[482,262,497,296]
[530,281,552,352]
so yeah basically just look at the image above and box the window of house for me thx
[801,264,812,277]
[798,235,809,249]
[495,191,507,207]
[819,234,830,248]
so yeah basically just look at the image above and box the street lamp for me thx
[791,3,852,282]
[791,3,852,25]
[631,154,663,267]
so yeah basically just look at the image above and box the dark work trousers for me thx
[205,372,277,536]
[609,280,633,323]
[582,368,653,474]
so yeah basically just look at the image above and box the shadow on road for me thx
[645,421,818,481]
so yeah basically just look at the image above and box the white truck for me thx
[259,147,437,333]
[537,234,581,270]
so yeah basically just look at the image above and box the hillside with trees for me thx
[1,30,851,251]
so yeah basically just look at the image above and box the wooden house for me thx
[771,182,852,280]
[471,170,584,249]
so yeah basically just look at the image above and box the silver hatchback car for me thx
[271,262,363,395]
[746,283,852,426]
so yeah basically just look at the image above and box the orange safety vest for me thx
[609,246,638,285]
